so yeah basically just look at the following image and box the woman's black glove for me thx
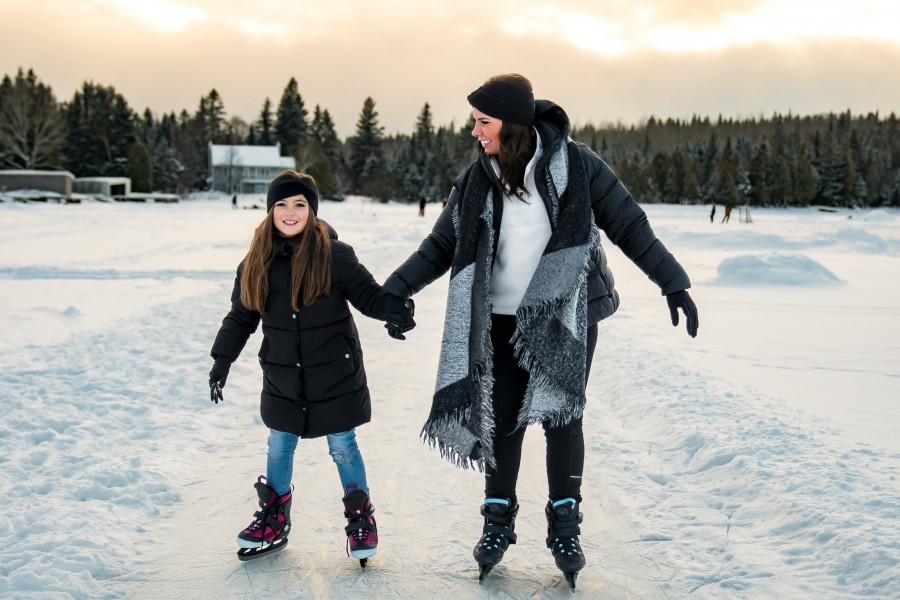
[384,294,416,340]
[666,290,698,338]
[209,357,231,404]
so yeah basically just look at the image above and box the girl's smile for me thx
[273,195,310,237]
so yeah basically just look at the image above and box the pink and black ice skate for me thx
[341,484,378,567]
[236,476,292,560]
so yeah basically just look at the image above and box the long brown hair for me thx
[240,174,332,313]
[485,74,537,200]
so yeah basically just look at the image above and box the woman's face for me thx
[272,194,310,237]
[471,108,502,155]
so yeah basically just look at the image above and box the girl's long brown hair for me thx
[485,74,537,200]
[239,173,332,313]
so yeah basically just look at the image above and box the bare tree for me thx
[0,69,66,169]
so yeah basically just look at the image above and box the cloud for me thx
[1,0,898,138]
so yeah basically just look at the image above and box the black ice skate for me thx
[545,498,586,591]
[472,498,518,583]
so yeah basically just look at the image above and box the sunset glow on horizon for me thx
[2,0,898,137]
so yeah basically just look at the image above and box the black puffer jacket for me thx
[211,226,389,438]
[384,99,690,322]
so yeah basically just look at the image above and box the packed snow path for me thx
[0,197,897,599]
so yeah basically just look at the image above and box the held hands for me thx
[666,290,699,338]
[384,294,416,340]
[208,357,231,404]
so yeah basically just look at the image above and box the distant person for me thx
[722,204,732,223]
[208,171,415,564]
[710,202,716,223]
[383,73,698,590]
[418,195,426,217]
[232,193,238,209]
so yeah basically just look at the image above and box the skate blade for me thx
[236,537,288,560]
[477,563,493,584]
[563,571,578,592]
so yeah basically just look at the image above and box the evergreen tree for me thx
[196,89,226,143]
[749,140,772,206]
[174,108,205,190]
[140,111,183,192]
[257,97,275,146]
[275,77,308,156]
[348,96,385,196]
[64,81,136,176]
[650,151,669,202]
[794,152,820,206]
[715,137,740,207]
[0,68,67,169]
[403,102,438,201]
[682,165,701,202]
[127,140,153,192]
[307,105,344,199]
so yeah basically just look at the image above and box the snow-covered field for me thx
[0,194,897,599]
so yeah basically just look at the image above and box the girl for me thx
[384,74,698,589]
[209,171,415,563]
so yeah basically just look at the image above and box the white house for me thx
[208,143,296,194]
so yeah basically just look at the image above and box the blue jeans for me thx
[266,428,368,496]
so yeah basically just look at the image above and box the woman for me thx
[384,74,698,589]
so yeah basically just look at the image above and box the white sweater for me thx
[490,133,552,315]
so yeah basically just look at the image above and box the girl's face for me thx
[471,108,502,155]
[272,194,310,237]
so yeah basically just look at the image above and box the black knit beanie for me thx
[467,77,535,126]
[266,173,319,215]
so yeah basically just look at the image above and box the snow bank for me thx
[713,253,844,286]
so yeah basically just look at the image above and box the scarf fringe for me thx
[510,324,587,428]
[419,413,492,472]
[419,425,486,472]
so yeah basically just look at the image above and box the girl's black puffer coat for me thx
[211,227,388,438]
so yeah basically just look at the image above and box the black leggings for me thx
[484,314,597,504]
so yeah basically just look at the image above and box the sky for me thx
[1,195,898,598]
[2,0,900,138]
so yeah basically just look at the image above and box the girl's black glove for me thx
[209,357,231,404]
[384,294,416,340]
[666,290,699,338]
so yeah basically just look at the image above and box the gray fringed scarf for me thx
[421,141,599,470]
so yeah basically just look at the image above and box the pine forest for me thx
[1,67,899,208]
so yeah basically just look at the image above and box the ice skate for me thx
[472,498,518,583]
[342,484,378,567]
[545,498,585,591]
[236,476,292,560]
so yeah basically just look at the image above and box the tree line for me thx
[1,67,898,207]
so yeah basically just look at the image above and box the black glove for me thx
[666,290,698,338]
[384,294,416,341]
[209,357,231,404]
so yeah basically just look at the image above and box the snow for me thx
[0,196,897,599]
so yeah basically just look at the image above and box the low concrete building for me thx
[0,170,76,196]
[73,177,131,197]
[209,143,296,194]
